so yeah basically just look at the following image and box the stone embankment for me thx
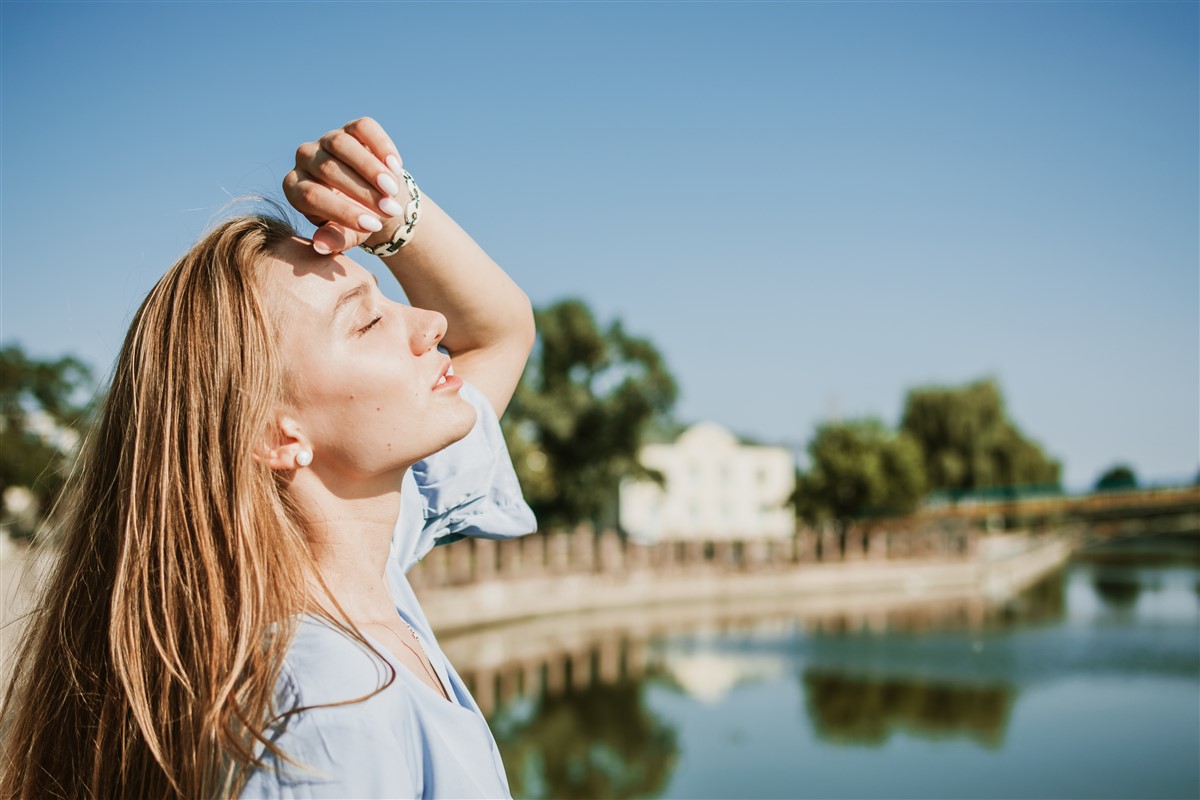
[411,524,1079,633]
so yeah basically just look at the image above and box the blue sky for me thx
[2,0,1196,490]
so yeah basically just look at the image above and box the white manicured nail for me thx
[387,154,402,174]
[358,214,383,232]
[377,172,400,196]
[379,197,404,217]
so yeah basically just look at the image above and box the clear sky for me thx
[2,0,1196,491]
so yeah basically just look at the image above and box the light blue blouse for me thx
[240,378,537,799]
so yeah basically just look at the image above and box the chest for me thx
[361,617,454,703]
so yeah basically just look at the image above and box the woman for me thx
[0,117,537,798]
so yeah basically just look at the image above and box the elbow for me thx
[516,291,537,357]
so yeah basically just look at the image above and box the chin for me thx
[425,401,478,457]
[446,402,479,445]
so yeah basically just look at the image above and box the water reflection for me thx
[801,669,1013,749]
[490,679,680,800]
[1093,572,1141,608]
[446,535,1199,799]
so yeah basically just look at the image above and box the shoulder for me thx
[279,617,400,707]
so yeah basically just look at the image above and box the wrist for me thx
[364,218,405,250]
[359,169,422,258]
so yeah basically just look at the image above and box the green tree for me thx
[790,418,926,530]
[899,377,1060,499]
[502,299,678,531]
[0,343,96,535]
[1094,463,1137,492]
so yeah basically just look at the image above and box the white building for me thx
[618,421,796,543]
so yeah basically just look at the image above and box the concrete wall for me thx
[412,526,1075,634]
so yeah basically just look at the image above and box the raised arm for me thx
[282,117,534,418]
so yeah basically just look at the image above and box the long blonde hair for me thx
[1,203,333,798]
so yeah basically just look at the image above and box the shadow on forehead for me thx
[270,236,356,282]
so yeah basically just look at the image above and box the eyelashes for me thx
[356,315,383,336]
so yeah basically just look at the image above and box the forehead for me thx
[260,236,375,313]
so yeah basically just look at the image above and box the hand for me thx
[282,117,410,255]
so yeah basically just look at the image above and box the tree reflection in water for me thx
[489,676,679,800]
[802,669,1014,748]
[1092,573,1142,608]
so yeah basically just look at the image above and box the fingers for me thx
[283,117,407,254]
[304,120,403,208]
[338,116,403,185]
[282,168,378,253]
[314,220,366,255]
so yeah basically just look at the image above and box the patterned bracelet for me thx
[360,169,422,258]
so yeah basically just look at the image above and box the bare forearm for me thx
[368,193,534,416]
[372,194,533,356]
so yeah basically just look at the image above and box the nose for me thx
[405,306,447,354]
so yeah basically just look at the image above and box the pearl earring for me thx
[296,449,313,467]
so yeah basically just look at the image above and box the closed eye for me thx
[356,315,382,336]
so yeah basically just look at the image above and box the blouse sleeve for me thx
[400,375,537,573]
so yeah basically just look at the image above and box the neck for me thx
[286,465,410,623]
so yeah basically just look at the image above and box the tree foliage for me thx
[791,418,926,527]
[899,377,1060,498]
[0,343,96,531]
[502,299,678,531]
[1095,463,1137,492]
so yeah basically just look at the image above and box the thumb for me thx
[312,222,368,255]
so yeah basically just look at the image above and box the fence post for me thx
[745,538,769,570]
[794,528,817,562]
[498,537,521,578]
[448,540,473,584]
[842,527,863,561]
[598,529,624,574]
[819,528,840,562]
[627,539,650,571]
[571,525,595,572]
[866,528,888,560]
[474,538,496,581]
[549,531,571,573]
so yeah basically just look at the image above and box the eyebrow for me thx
[330,274,381,324]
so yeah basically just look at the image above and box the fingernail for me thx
[377,172,400,196]
[358,214,383,232]
[313,239,332,255]
[379,197,404,217]
[386,154,402,174]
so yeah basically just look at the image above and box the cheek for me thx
[335,382,476,467]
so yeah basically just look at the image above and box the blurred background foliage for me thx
[1094,464,1138,492]
[0,344,96,538]
[791,378,1064,531]
[900,379,1062,496]
[791,420,927,529]
[500,299,679,532]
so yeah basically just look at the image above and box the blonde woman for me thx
[0,117,537,798]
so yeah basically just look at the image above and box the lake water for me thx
[480,537,1200,799]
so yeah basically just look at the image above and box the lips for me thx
[432,359,456,389]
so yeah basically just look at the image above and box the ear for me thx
[251,415,313,471]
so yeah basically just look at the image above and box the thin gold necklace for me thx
[367,621,450,701]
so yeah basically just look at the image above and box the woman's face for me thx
[258,236,477,484]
